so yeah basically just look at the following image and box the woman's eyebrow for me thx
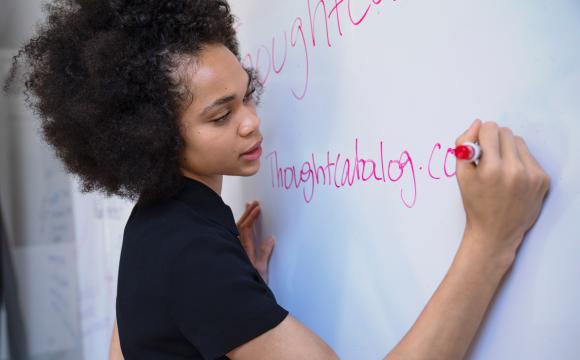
[199,71,252,117]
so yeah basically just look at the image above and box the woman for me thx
[10,1,550,359]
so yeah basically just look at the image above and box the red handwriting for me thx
[266,138,455,208]
[242,0,400,100]
[427,143,456,180]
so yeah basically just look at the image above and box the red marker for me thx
[454,142,482,162]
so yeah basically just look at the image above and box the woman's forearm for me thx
[109,320,124,360]
[384,231,516,360]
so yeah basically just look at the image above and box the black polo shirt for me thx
[116,176,288,359]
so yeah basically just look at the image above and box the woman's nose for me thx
[238,109,260,137]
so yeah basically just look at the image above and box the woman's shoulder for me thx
[122,196,234,257]
[125,197,212,239]
[117,197,230,287]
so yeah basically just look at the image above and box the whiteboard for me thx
[225,1,580,359]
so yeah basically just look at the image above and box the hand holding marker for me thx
[453,118,550,260]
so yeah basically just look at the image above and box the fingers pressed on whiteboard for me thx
[244,204,261,227]
[237,204,250,227]
[260,236,275,264]
[240,232,256,262]
[237,201,259,228]
[257,236,275,283]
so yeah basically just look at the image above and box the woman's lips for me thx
[240,142,263,161]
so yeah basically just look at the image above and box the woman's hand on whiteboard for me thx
[455,119,551,262]
[236,201,276,284]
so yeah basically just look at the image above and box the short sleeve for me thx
[166,232,289,360]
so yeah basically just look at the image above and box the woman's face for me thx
[176,44,263,187]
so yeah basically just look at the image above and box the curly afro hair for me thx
[8,0,243,203]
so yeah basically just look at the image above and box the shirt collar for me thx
[175,176,239,237]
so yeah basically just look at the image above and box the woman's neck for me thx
[181,171,223,195]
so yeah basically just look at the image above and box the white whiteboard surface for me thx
[225,1,580,359]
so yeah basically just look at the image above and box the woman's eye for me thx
[212,112,231,124]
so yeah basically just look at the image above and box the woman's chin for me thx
[237,161,261,176]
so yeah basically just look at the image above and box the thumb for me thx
[455,118,481,146]
[455,119,482,177]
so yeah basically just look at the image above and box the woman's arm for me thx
[108,320,124,360]
[227,120,549,360]
[385,120,549,359]
[385,229,514,360]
